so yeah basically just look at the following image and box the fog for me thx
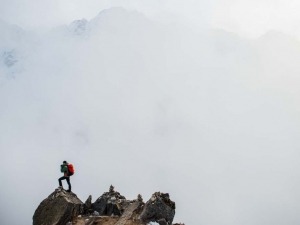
[0,4,300,225]
[1,0,300,38]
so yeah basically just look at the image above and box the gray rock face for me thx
[33,188,83,225]
[92,185,127,216]
[115,201,144,225]
[68,19,88,35]
[33,186,179,225]
[83,195,93,214]
[2,50,17,67]
[140,192,175,225]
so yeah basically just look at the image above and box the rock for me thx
[2,50,18,67]
[84,195,93,214]
[68,19,88,35]
[157,218,168,225]
[33,186,182,225]
[115,201,144,225]
[140,192,175,225]
[93,211,100,216]
[33,188,83,225]
[137,194,143,203]
[109,184,115,192]
[73,216,120,225]
[85,195,92,207]
[92,185,127,216]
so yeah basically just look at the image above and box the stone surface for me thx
[140,192,175,225]
[33,186,180,225]
[92,185,127,216]
[115,201,144,225]
[33,188,83,225]
[73,216,144,225]
[84,195,93,214]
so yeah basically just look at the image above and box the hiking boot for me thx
[57,186,63,191]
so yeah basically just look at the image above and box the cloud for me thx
[1,0,300,38]
[212,0,300,38]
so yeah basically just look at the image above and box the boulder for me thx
[92,185,127,216]
[140,192,175,225]
[33,188,83,225]
[115,194,145,225]
[83,195,93,214]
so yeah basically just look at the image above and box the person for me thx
[58,160,71,192]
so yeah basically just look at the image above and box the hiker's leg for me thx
[66,177,71,191]
[58,176,66,187]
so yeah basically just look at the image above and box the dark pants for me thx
[58,176,71,191]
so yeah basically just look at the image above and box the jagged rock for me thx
[83,195,93,214]
[33,188,83,225]
[115,201,144,225]
[68,19,88,35]
[140,192,175,225]
[137,194,143,202]
[92,185,127,216]
[157,218,168,225]
[109,185,115,192]
[33,187,181,225]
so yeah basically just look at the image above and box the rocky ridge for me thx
[33,187,83,225]
[33,185,184,225]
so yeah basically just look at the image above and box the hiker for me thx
[58,160,72,192]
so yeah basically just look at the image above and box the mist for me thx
[0,5,300,225]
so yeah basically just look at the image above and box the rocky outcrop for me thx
[83,195,93,214]
[33,186,178,225]
[115,198,144,225]
[140,192,176,225]
[33,188,83,225]
[92,185,128,216]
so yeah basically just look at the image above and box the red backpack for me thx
[67,163,75,176]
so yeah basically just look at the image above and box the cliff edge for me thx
[33,185,183,225]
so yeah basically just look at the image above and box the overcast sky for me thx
[0,1,300,225]
[1,0,300,38]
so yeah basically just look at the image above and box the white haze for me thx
[0,6,300,225]
[1,0,300,38]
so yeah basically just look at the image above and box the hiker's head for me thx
[63,161,67,164]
